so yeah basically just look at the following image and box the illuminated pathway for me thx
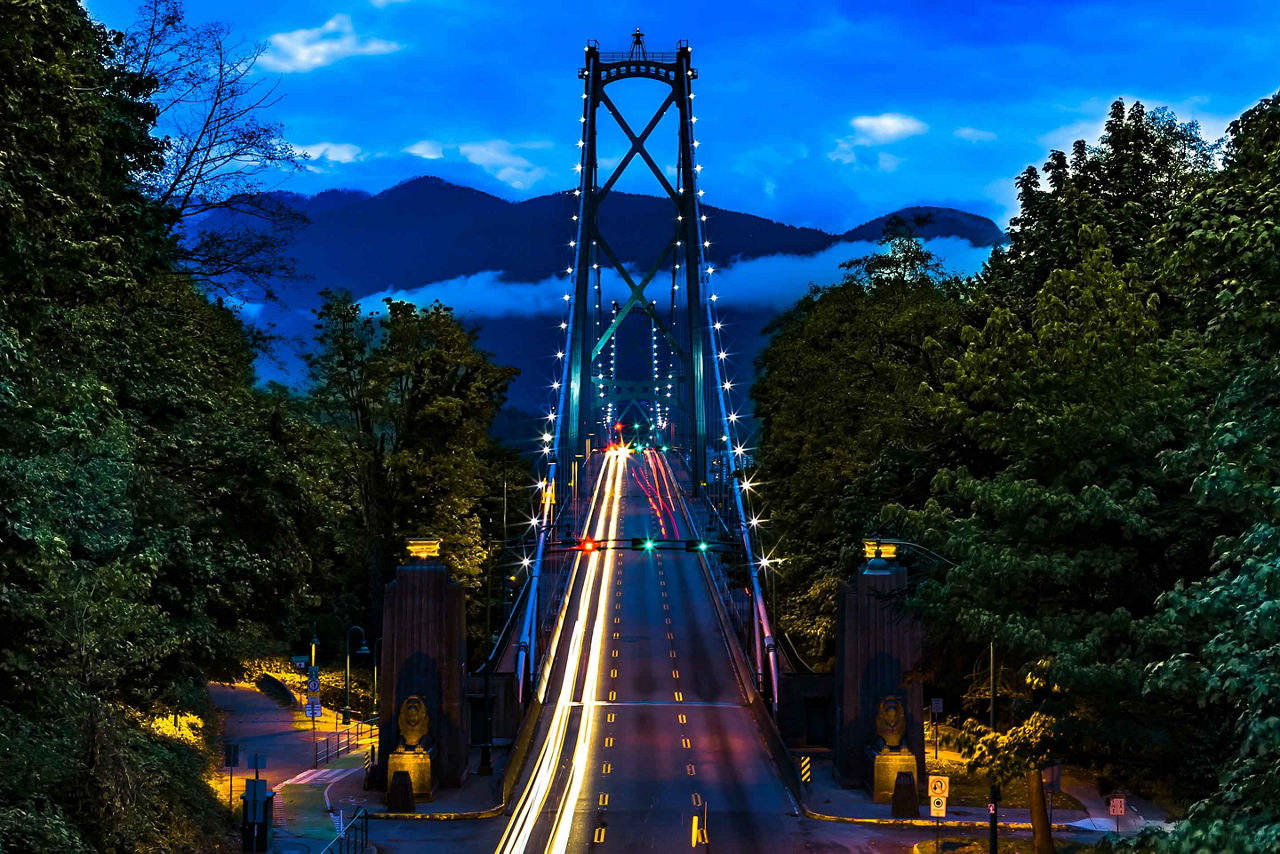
[497,448,800,852]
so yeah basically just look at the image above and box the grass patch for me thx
[925,755,1085,811]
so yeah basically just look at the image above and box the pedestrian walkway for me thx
[212,682,377,853]
[281,767,363,786]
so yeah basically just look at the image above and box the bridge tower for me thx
[563,31,712,493]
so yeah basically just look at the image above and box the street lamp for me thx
[371,637,382,720]
[867,538,998,853]
[343,626,370,726]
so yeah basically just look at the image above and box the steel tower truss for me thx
[565,34,711,490]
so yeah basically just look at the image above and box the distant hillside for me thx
[211,176,1004,414]
[205,177,1004,306]
[842,205,1007,247]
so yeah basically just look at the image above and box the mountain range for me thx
[222,176,1005,429]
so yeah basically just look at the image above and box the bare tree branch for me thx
[117,0,309,303]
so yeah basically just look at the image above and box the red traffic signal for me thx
[580,537,598,553]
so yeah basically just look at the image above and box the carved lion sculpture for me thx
[397,695,430,752]
[875,696,906,750]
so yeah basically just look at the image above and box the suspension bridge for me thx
[489,30,798,851]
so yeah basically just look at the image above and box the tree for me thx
[751,221,970,664]
[1,2,332,846]
[1143,90,1280,853]
[119,0,303,301]
[306,292,518,637]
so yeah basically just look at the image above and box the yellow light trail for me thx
[496,448,626,854]
[547,447,626,853]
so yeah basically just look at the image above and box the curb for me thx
[798,807,1083,832]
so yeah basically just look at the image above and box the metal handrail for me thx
[319,807,368,854]
[316,718,378,766]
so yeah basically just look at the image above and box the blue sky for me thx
[84,0,1279,232]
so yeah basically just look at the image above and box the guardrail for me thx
[316,717,378,767]
[319,807,368,853]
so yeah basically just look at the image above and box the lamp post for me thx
[343,626,369,726]
[989,640,998,854]
[371,637,382,720]
[479,462,509,776]
[310,628,319,768]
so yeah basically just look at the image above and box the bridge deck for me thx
[497,449,800,852]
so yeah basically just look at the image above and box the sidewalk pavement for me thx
[793,748,1174,839]
[211,682,377,853]
[326,744,512,818]
[1059,767,1175,833]
[797,751,1090,829]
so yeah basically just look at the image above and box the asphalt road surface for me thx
[498,448,817,852]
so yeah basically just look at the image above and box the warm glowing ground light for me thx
[497,447,628,853]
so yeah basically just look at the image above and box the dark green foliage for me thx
[0,2,516,849]
[752,97,1279,846]
[305,291,518,640]
[752,220,971,664]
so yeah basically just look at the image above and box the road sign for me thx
[928,775,950,798]
[1109,795,1126,816]
[798,755,812,784]
[931,697,943,714]
[290,655,309,671]
[306,678,320,692]
[305,702,322,718]
[930,796,946,817]
[249,753,266,771]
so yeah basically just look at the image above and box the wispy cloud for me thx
[847,113,928,145]
[827,139,857,165]
[955,127,997,142]
[877,152,903,172]
[405,140,444,159]
[458,140,551,189]
[370,0,411,6]
[297,142,364,165]
[260,15,401,73]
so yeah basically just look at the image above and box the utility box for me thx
[239,778,274,852]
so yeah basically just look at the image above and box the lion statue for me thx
[397,695,430,752]
[874,696,906,751]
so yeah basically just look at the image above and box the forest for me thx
[0,1,522,849]
[751,95,1280,850]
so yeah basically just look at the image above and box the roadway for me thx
[496,447,832,852]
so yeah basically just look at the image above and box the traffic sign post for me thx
[1109,792,1126,835]
[928,775,949,799]
[224,743,239,813]
[930,793,946,852]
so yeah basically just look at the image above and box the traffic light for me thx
[685,540,709,553]
[630,538,656,551]
[580,537,598,553]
